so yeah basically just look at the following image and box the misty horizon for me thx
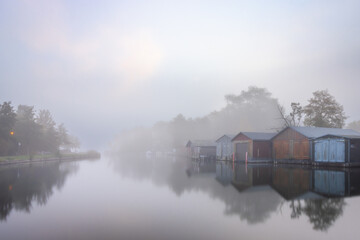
[1,1,360,149]
[2,1,360,240]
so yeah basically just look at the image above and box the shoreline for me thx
[0,152,101,166]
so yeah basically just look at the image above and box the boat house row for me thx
[273,126,360,166]
[186,140,217,160]
[232,132,276,163]
[186,126,360,167]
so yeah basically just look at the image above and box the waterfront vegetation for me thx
[113,87,358,154]
[0,102,81,159]
[0,150,100,162]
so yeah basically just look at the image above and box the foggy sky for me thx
[1,0,360,149]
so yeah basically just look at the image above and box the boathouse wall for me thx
[272,128,311,161]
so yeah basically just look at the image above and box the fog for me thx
[111,86,284,153]
[1,0,360,149]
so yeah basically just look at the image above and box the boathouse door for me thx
[315,138,345,163]
[236,142,249,161]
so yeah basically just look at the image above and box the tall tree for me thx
[303,90,346,128]
[67,135,81,152]
[36,110,59,153]
[112,86,284,154]
[289,102,303,126]
[14,105,42,157]
[277,102,304,128]
[347,120,360,132]
[36,110,56,129]
[0,102,17,155]
[57,123,70,148]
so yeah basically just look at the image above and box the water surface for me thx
[0,157,360,240]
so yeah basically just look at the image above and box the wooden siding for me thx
[233,133,273,161]
[273,128,308,141]
[233,133,252,161]
[235,142,251,160]
[252,141,272,159]
[272,128,310,160]
[232,134,251,142]
[216,136,233,160]
[314,138,346,163]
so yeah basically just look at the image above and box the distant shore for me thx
[0,151,101,166]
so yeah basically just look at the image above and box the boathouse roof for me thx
[232,132,276,141]
[288,126,360,139]
[216,134,236,142]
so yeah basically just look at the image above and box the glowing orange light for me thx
[9,185,12,191]
[10,131,14,136]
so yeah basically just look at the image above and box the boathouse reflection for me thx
[110,155,360,230]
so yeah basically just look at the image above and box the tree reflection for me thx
[111,156,283,224]
[289,198,345,231]
[0,162,78,221]
[110,155,350,230]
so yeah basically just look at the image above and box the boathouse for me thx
[313,134,360,166]
[231,132,276,162]
[186,140,216,159]
[272,126,360,164]
[216,134,235,160]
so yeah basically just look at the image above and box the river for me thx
[0,156,359,240]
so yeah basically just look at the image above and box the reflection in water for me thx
[111,156,360,231]
[230,164,281,224]
[225,163,351,231]
[2,156,360,239]
[289,198,345,231]
[0,162,78,221]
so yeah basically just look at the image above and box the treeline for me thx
[0,102,79,157]
[111,86,359,154]
[112,86,283,153]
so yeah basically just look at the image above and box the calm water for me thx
[1,156,360,240]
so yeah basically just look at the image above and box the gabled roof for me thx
[287,126,360,139]
[232,132,276,141]
[316,134,360,139]
[216,134,236,142]
[188,140,216,147]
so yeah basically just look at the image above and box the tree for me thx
[36,109,56,129]
[36,110,59,153]
[347,120,360,132]
[67,135,81,152]
[289,102,303,126]
[57,123,70,149]
[277,102,303,128]
[14,105,42,157]
[111,86,285,154]
[0,102,17,155]
[303,90,346,128]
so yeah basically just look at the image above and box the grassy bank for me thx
[0,151,101,163]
